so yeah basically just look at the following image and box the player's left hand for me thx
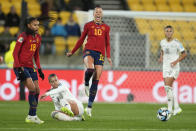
[107,57,112,67]
[40,94,46,100]
[38,68,45,80]
[170,60,178,67]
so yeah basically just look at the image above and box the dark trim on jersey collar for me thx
[92,20,104,25]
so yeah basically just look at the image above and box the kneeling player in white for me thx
[40,74,85,121]
[159,25,187,115]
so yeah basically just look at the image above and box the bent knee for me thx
[51,111,59,119]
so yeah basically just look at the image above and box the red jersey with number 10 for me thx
[13,32,41,68]
[71,21,111,58]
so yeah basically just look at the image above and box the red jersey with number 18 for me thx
[71,21,111,58]
[13,32,41,68]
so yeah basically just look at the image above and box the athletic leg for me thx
[86,65,103,117]
[83,55,95,96]
[164,77,175,113]
[51,111,83,121]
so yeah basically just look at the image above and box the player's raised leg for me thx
[86,65,103,117]
[51,111,84,121]
[83,55,95,96]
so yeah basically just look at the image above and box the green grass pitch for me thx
[0,101,196,131]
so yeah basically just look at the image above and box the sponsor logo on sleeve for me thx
[17,37,24,43]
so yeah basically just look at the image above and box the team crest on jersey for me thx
[165,48,169,54]
[91,26,95,28]
[17,37,24,43]
[101,26,105,30]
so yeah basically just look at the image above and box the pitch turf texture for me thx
[0,102,196,131]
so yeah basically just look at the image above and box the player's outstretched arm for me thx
[40,94,47,100]
[158,50,163,63]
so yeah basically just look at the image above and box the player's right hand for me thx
[17,67,26,81]
[66,52,73,57]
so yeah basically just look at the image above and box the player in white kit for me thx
[159,25,187,115]
[40,74,85,121]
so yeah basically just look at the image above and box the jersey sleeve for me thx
[71,23,88,54]
[178,41,185,52]
[45,86,65,96]
[13,33,26,68]
[34,36,41,69]
[105,26,111,58]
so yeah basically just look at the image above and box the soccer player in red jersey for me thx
[13,17,44,124]
[67,6,112,117]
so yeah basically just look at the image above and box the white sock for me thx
[164,86,173,112]
[173,91,180,110]
[51,111,75,121]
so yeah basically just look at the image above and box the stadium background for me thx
[0,0,196,104]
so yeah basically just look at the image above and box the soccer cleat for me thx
[85,85,90,97]
[81,115,85,121]
[25,115,44,124]
[85,107,92,118]
[173,108,182,116]
[61,107,74,117]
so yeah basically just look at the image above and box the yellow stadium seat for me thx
[49,11,59,27]
[38,26,45,36]
[141,0,154,4]
[12,2,21,15]
[0,26,4,34]
[135,19,151,34]
[59,11,71,24]
[184,4,196,12]
[143,4,157,11]
[72,13,78,23]
[168,0,180,5]
[189,43,196,55]
[66,36,79,51]
[188,21,196,30]
[10,0,22,3]
[64,0,70,4]
[1,1,12,14]
[9,27,19,36]
[181,0,195,5]
[127,0,140,6]
[170,4,183,12]
[154,0,167,5]
[182,31,195,41]
[157,4,170,11]
[173,31,182,40]
[150,40,160,54]
[29,10,41,17]
[130,3,143,11]
[25,0,37,3]
[54,37,66,55]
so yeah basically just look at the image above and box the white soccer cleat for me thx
[173,108,182,116]
[85,107,92,118]
[85,85,90,97]
[25,115,44,124]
